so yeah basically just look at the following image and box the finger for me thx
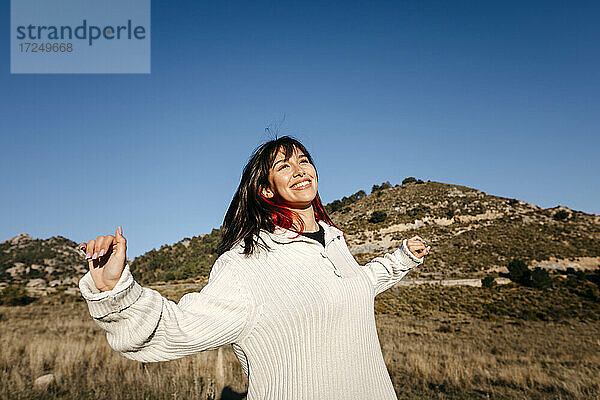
[86,240,95,260]
[412,235,427,244]
[409,235,426,244]
[409,246,426,255]
[409,237,426,246]
[88,255,103,270]
[115,226,127,258]
[116,226,125,242]
[92,236,105,260]
[408,239,426,251]
[99,235,115,258]
[417,245,431,257]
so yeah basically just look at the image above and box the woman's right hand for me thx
[79,226,127,292]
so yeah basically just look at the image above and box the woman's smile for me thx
[290,179,312,190]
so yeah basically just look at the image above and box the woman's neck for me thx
[291,204,319,232]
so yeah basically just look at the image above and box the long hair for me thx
[217,136,338,256]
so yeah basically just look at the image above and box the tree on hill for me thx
[531,267,552,289]
[481,276,496,288]
[371,181,392,194]
[507,259,553,289]
[553,210,570,221]
[402,177,424,185]
[325,189,367,213]
[368,211,387,224]
[508,259,531,286]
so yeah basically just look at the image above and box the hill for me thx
[328,180,600,278]
[129,228,222,283]
[129,180,600,282]
[2,180,599,289]
[0,234,87,295]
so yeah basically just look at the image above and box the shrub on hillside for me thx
[507,260,552,289]
[565,272,600,301]
[407,205,431,218]
[402,177,424,185]
[368,211,387,224]
[481,276,496,288]
[371,181,392,193]
[587,269,600,286]
[553,210,570,221]
[531,267,552,289]
[0,285,35,306]
[325,190,366,213]
[508,259,531,286]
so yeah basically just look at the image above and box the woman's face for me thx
[261,147,318,209]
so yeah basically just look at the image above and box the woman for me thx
[78,136,430,399]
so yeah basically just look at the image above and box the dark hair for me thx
[217,136,338,256]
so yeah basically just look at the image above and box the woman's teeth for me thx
[291,180,311,189]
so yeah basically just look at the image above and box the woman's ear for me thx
[261,186,274,199]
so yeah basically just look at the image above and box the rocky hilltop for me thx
[0,233,87,295]
[330,180,600,278]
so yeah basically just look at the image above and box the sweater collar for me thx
[259,220,344,246]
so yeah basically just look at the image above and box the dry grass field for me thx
[380,315,599,399]
[0,276,600,399]
[1,284,599,400]
[0,296,248,400]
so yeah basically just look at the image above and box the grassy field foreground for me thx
[0,283,599,400]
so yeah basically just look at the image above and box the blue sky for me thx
[2,0,599,258]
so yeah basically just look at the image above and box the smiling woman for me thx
[262,150,318,210]
[77,135,430,399]
[216,137,336,255]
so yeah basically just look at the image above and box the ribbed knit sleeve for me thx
[362,238,424,296]
[78,256,252,363]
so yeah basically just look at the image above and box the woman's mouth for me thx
[290,180,312,190]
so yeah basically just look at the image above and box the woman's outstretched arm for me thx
[361,236,428,296]
[78,229,252,363]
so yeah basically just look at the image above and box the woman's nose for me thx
[292,162,305,176]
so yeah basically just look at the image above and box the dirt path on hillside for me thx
[395,277,511,288]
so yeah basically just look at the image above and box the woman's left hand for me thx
[406,235,431,259]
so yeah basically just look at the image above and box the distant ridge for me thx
[0,233,87,295]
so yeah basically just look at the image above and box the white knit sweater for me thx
[79,220,423,399]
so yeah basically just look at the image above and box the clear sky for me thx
[2,0,599,258]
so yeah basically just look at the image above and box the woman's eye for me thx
[300,159,309,163]
[278,164,289,171]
